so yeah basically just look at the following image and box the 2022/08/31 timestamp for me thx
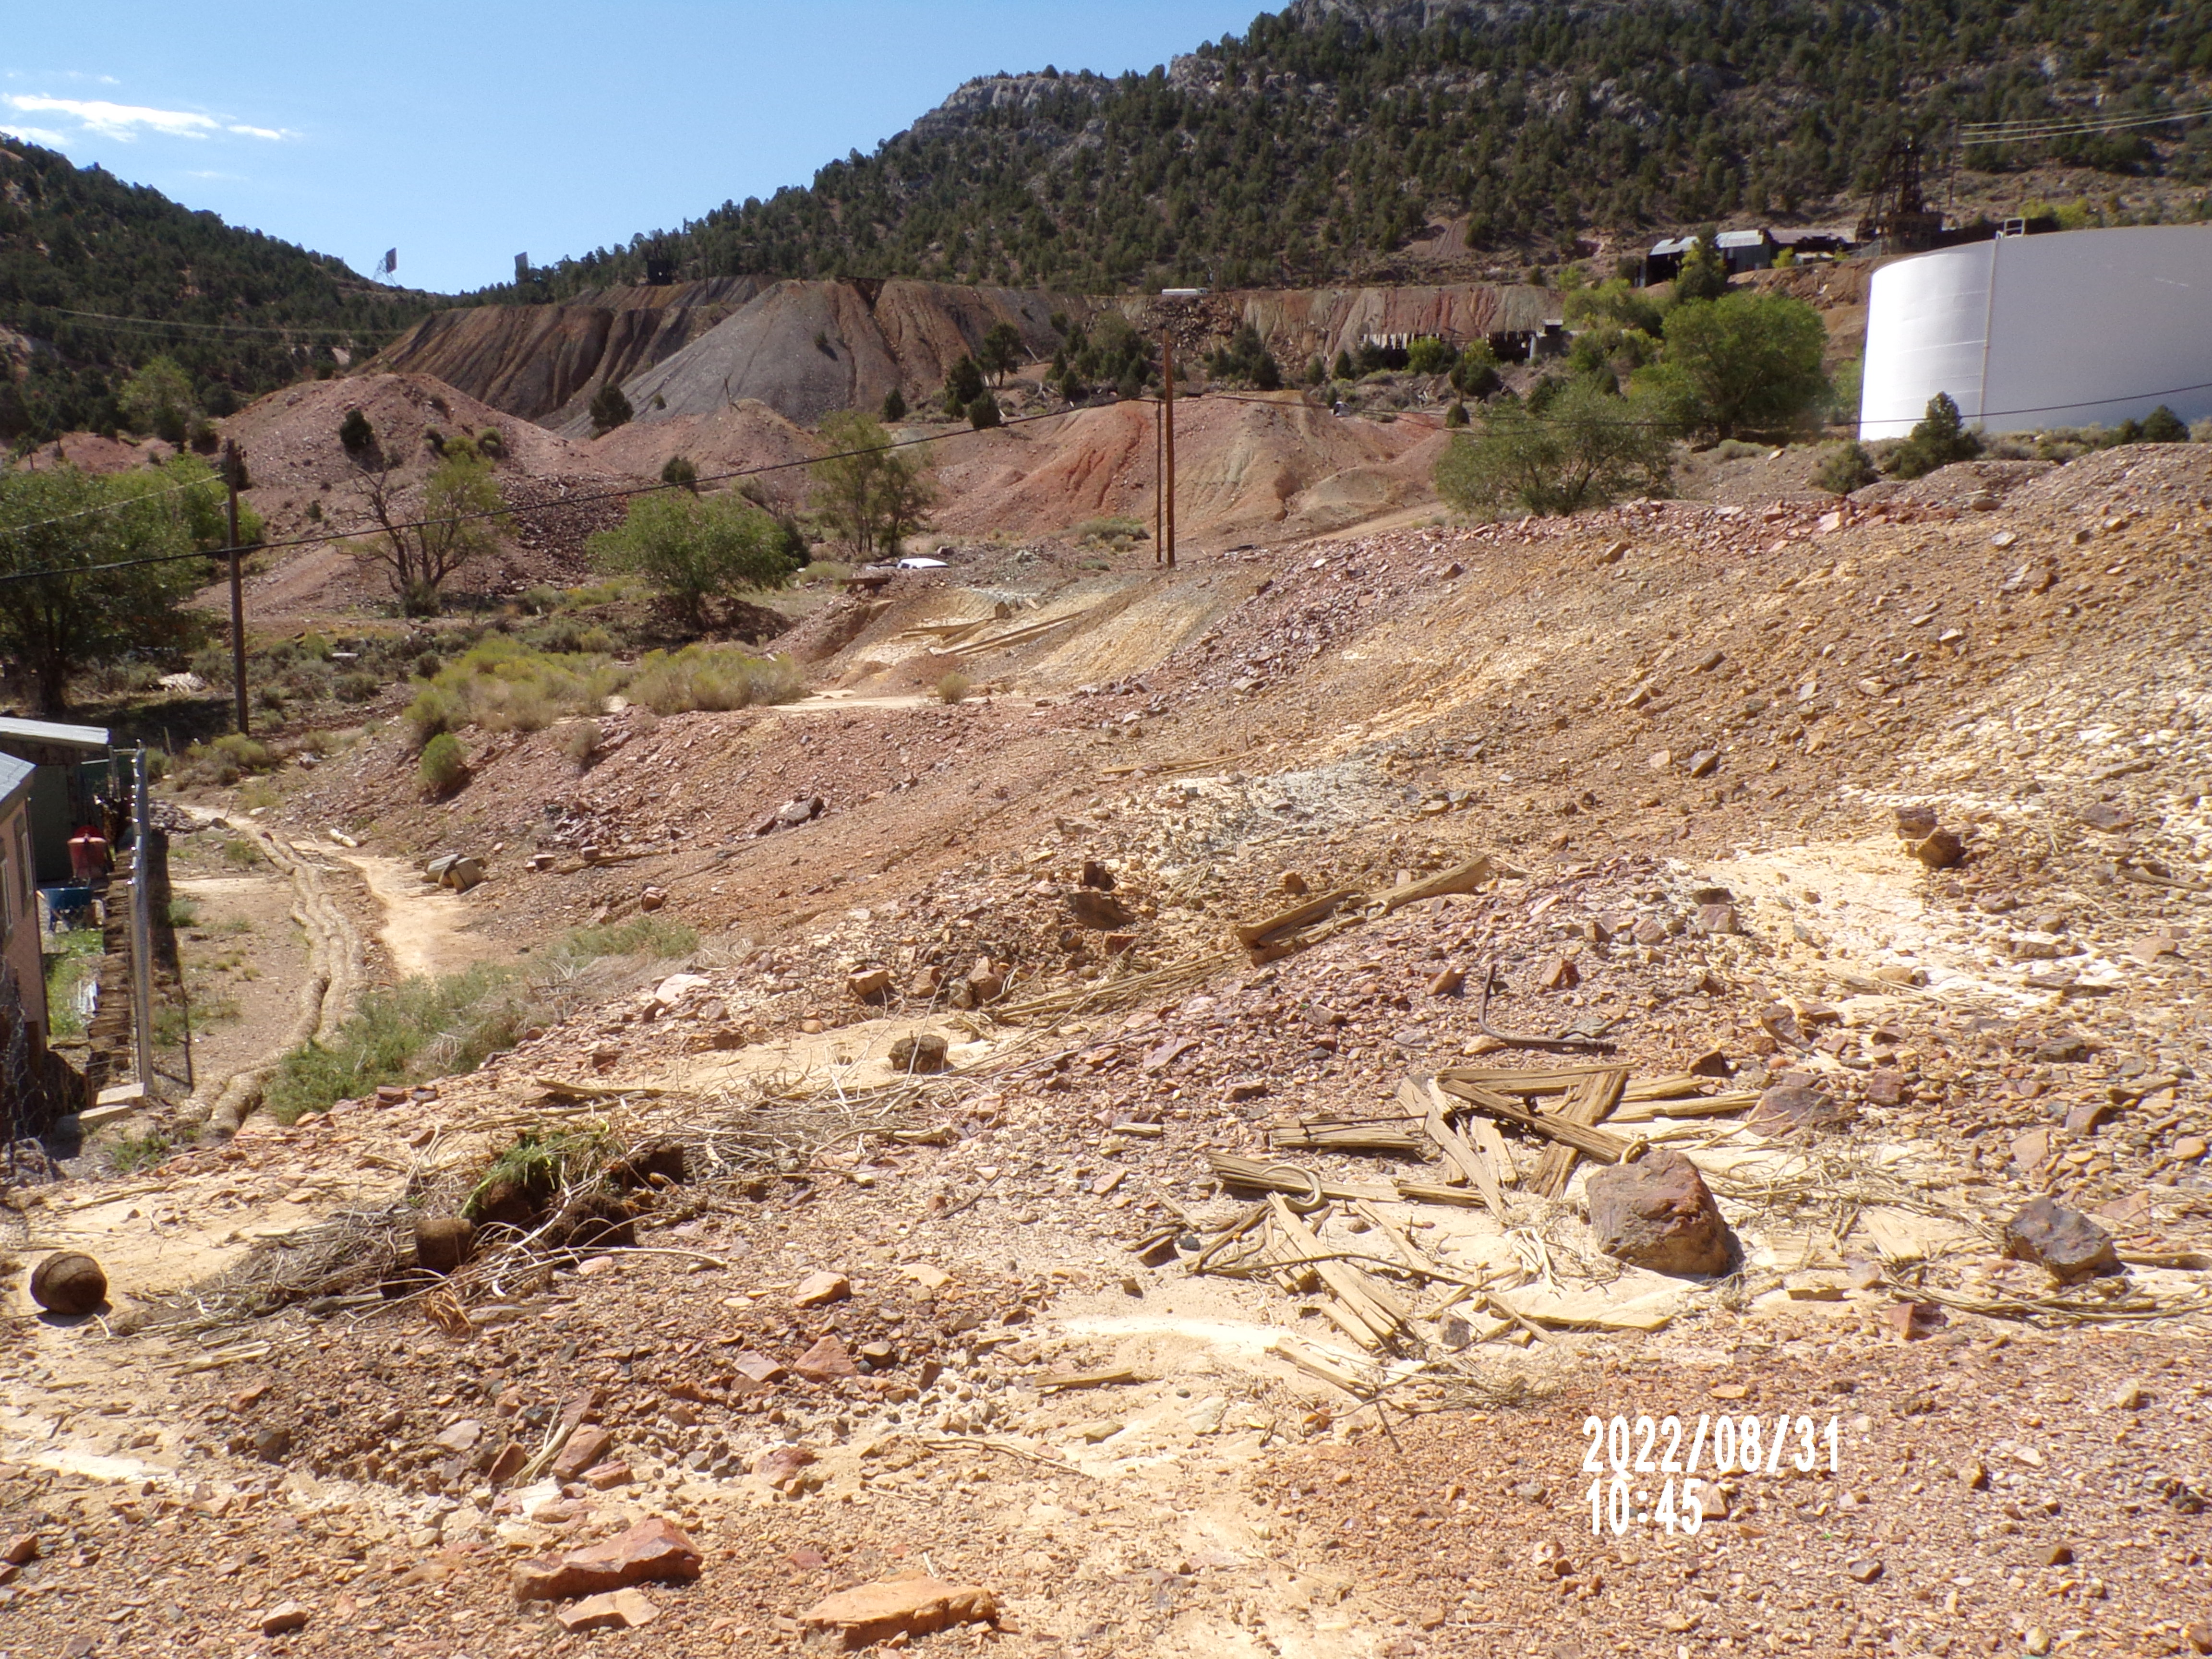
[1582,1412,1842,1536]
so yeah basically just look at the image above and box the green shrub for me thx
[42,928,103,1039]
[518,585,564,615]
[405,683,465,748]
[661,455,699,490]
[1814,441,1879,495]
[108,1129,175,1174]
[186,732,273,786]
[936,670,972,704]
[563,719,603,770]
[590,383,633,434]
[419,732,469,795]
[1434,381,1679,517]
[628,644,803,714]
[1887,392,1983,481]
[543,914,698,970]
[967,392,1002,430]
[339,408,375,452]
[264,964,537,1122]
[476,427,506,459]
[880,386,908,423]
[161,895,201,929]
[334,669,380,703]
[587,489,800,630]
[221,836,260,868]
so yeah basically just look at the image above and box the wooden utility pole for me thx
[1161,332,1177,567]
[1159,380,1177,562]
[224,439,248,736]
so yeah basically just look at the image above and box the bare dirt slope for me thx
[5,443,2210,1659]
[373,278,770,428]
[208,373,649,617]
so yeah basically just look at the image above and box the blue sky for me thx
[3,1,1267,295]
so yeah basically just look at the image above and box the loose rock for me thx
[2003,1196,2122,1284]
[511,1516,703,1601]
[1584,1150,1735,1275]
[799,1575,998,1647]
[29,1251,107,1315]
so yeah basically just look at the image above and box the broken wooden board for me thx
[1411,1078,1504,1214]
[1270,1121,1426,1154]
[1610,1092,1759,1124]
[1531,1066,1630,1198]
[1432,1078,1632,1166]
[1266,1194,1412,1346]
[1034,1368,1147,1393]
[1206,1152,1396,1203]
[1489,1284,1685,1333]
[1857,1206,1985,1266]
[1236,888,1357,947]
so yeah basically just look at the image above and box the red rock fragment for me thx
[511,1516,703,1602]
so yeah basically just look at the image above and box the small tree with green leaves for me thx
[1405,337,1457,376]
[880,385,908,423]
[661,455,699,491]
[0,456,224,712]
[1887,392,1983,480]
[942,356,985,417]
[978,321,1024,386]
[589,382,633,434]
[118,356,200,445]
[810,411,938,558]
[339,407,376,454]
[1652,292,1829,440]
[348,442,508,615]
[1433,381,1678,517]
[1672,229,1730,302]
[588,489,799,630]
[967,392,1003,430]
[1205,323,1284,389]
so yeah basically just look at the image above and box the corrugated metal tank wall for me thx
[1859,226,2212,439]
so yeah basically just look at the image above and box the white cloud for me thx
[0,123,71,146]
[0,94,297,144]
[4,94,220,140]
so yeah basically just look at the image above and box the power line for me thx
[1960,103,2212,145]
[0,475,207,536]
[47,308,414,341]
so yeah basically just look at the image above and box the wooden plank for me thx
[1270,1122,1425,1154]
[1532,1066,1629,1197]
[1622,1073,1707,1102]
[1235,888,1355,947]
[1374,854,1498,915]
[1205,1151,1396,1203]
[1435,1064,1617,1096]
[1267,1195,1410,1339]
[1463,1115,1520,1187]
[1393,1179,1494,1210]
[1034,1368,1146,1392]
[1435,1077,1632,1164]
[1610,1091,1758,1124]
[1416,1079,1505,1214]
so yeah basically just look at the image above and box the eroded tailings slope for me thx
[6,444,2212,1657]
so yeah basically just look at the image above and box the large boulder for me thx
[1585,1151,1736,1276]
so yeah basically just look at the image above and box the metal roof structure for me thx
[0,717,110,752]
[0,753,35,811]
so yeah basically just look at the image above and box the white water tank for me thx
[1858,225,2212,439]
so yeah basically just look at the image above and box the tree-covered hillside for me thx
[0,141,446,443]
[522,0,2212,298]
